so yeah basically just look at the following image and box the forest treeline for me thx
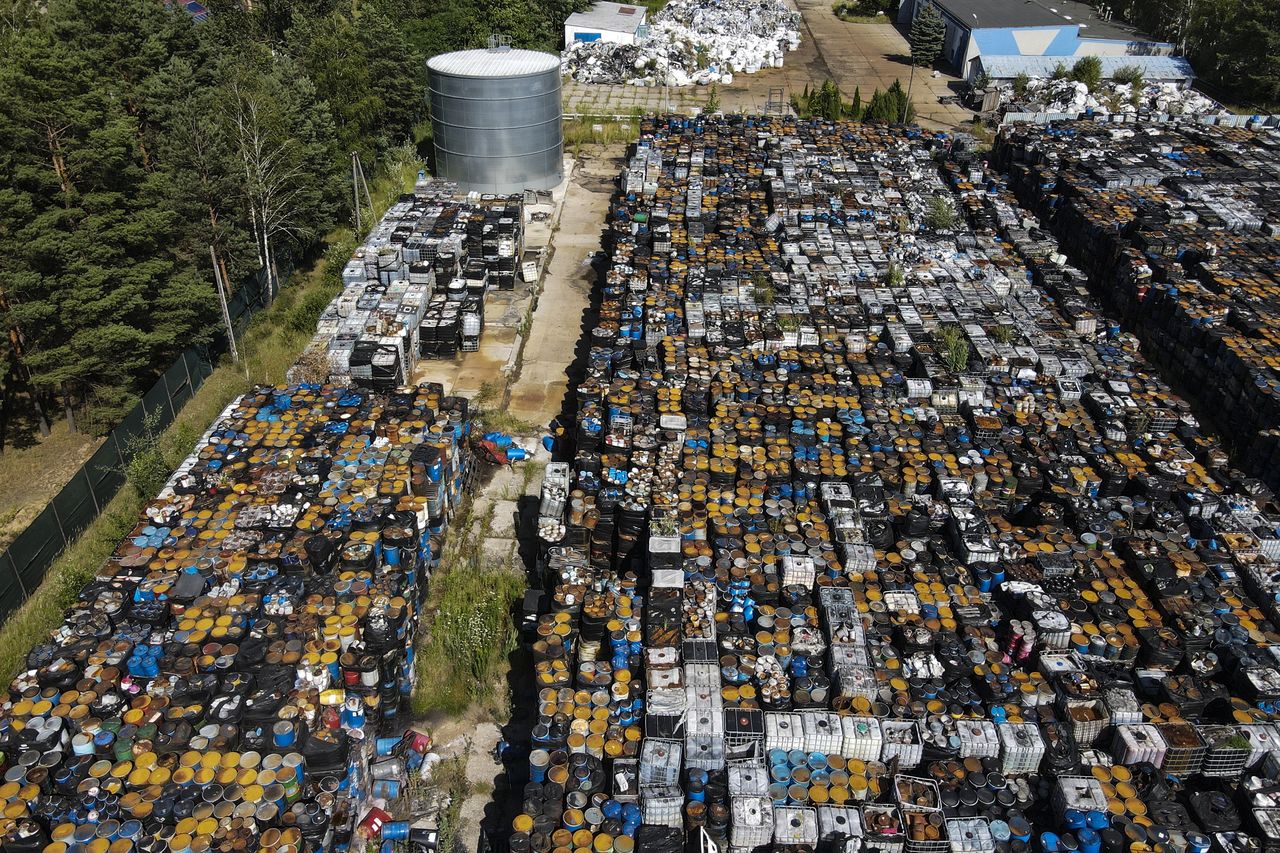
[0,0,589,441]
[1093,0,1280,107]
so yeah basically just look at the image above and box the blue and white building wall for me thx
[898,0,1174,78]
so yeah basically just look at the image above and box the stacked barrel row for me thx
[524,114,1280,853]
[0,382,475,853]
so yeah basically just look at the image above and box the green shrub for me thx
[1112,64,1145,87]
[121,408,170,501]
[886,263,905,286]
[1071,56,1103,90]
[938,324,970,372]
[924,195,957,230]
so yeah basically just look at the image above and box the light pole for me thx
[905,55,915,123]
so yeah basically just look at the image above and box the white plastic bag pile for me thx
[562,0,801,86]
[1005,76,1222,117]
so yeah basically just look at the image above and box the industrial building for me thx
[563,1,648,45]
[898,0,1174,78]
[426,42,564,194]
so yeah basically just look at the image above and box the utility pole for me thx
[352,151,374,237]
[905,58,916,124]
[210,245,240,364]
[352,152,361,236]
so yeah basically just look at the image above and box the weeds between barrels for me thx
[412,500,525,718]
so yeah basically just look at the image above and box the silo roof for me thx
[428,48,561,78]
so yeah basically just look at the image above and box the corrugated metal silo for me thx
[427,44,564,194]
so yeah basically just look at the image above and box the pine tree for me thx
[887,79,915,124]
[864,88,886,122]
[850,86,862,121]
[287,8,424,166]
[0,9,217,432]
[909,2,946,67]
[1224,0,1280,105]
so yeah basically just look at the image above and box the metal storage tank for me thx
[428,43,564,194]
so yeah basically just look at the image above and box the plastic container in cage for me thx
[894,777,941,810]
[946,818,995,853]
[1103,687,1143,726]
[1113,724,1168,768]
[1061,698,1109,747]
[882,720,924,768]
[1052,776,1109,819]
[1198,725,1252,778]
[819,806,864,844]
[1157,722,1206,777]
[804,711,845,754]
[863,805,907,853]
[612,758,640,802]
[728,762,770,797]
[956,720,1000,759]
[775,806,820,846]
[998,722,1045,774]
[834,663,879,701]
[767,711,806,752]
[902,808,949,853]
[731,796,774,850]
[641,787,683,828]
[843,716,884,761]
[1241,723,1280,767]
[782,554,817,588]
[639,738,683,787]
[686,733,725,771]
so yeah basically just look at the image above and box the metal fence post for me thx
[48,498,66,548]
[8,550,26,599]
[83,467,100,514]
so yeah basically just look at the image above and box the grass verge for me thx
[431,751,474,853]
[0,146,421,681]
[564,113,643,149]
[832,2,893,23]
[412,501,524,717]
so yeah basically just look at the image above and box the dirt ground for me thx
[411,446,551,853]
[0,422,100,550]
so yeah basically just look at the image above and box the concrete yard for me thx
[563,0,975,130]
[506,149,624,428]
[409,159,576,400]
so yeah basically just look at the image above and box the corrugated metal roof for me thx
[977,54,1196,81]
[565,1,647,34]
[428,48,561,78]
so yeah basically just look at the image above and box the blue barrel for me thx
[372,779,401,800]
[382,822,411,841]
[529,749,550,783]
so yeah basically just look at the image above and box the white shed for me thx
[564,2,648,46]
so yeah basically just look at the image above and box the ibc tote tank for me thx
[427,44,564,194]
